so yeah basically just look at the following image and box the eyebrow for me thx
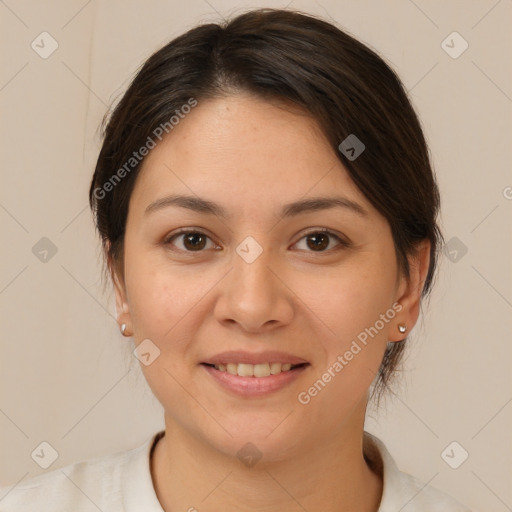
[281,197,368,218]
[144,194,368,218]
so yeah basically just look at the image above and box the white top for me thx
[0,431,471,511]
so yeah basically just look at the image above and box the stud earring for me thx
[398,324,407,334]
[121,323,128,335]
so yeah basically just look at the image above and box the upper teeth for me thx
[214,362,293,377]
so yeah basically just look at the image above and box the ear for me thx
[109,252,132,336]
[388,240,431,342]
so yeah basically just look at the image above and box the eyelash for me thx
[163,228,350,254]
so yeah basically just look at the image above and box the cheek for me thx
[124,252,210,341]
[289,257,397,408]
[123,255,210,414]
[294,259,397,344]
[294,271,395,427]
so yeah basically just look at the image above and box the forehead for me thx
[130,94,373,216]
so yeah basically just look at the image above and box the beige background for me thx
[1,1,511,510]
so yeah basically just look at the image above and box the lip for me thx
[201,363,309,397]
[202,350,309,366]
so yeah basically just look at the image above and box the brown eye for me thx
[293,230,349,253]
[183,232,207,250]
[165,230,217,252]
[305,232,330,251]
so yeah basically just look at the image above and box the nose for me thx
[213,246,294,334]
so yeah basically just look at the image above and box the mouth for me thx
[200,352,310,396]
[201,362,309,377]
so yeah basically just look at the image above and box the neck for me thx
[151,405,383,511]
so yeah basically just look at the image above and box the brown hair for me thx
[89,8,442,402]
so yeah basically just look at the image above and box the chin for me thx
[207,416,306,461]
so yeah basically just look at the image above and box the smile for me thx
[201,362,309,397]
[208,362,305,377]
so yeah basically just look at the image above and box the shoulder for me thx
[0,432,164,512]
[364,432,472,512]
[0,446,133,512]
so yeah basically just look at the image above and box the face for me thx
[114,94,419,460]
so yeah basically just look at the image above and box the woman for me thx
[0,8,471,511]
